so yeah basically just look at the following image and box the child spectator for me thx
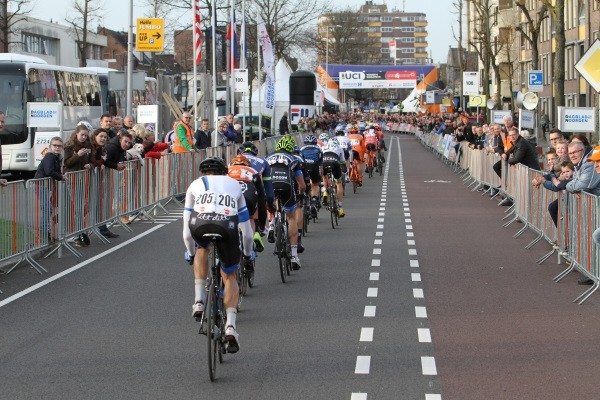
[142,132,169,159]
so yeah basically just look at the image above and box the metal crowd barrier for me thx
[416,131,600,304]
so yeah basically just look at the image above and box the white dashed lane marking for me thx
[355,356,371,374]
[351,393,368,400]
[410,260,419,267]
[360,328,374,342]
[418,328,432,343]
[415,306,427,318]
[370,272,379,281]
[413,288,424,299]
[367,288,378,297]
[421,357,437,375]
[364,306,376,317]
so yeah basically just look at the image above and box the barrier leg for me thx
[90,227,111,244]
[108,218,134,233]
[525,233,544,249]
[553,261,575,282]
[537,247,556,264]
[471,183,482,192]
[503,214,519,227]
[574,282,600,305]
[4,254,48,275]
[513,222,529,238]
[44,239,82,259]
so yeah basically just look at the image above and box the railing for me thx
[0,133,304,278]
[415,130,600,304]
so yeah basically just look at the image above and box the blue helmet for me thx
[293,145,300,155]
[304,134,317,145]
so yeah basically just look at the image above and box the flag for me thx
[226,10,239,71]
[258,17,275,117]
[194,0,202,65]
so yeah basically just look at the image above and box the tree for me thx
[544,0,564,108]
[65,0,104,67]
[0,0,34,53]
[452,0,466,110]
[514,0,548,71]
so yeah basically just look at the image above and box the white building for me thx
[7,15,108,68]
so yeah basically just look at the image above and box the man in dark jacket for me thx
[279,112,290,135]
[503,127,540,170]
[194,118,212,150]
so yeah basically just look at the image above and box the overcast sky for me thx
[28,0,456,64]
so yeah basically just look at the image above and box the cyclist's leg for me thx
[193,244,210,317]
[294,197,304,252]
[217,236,242,351]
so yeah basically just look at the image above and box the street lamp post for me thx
[325,25,341,95]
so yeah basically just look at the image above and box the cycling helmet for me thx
[199,156,228,174]
[230,154,250,166]
[319,132,329,141]
[77,121,93,131]
[304,134,317,145]
[238,141,258,156]
[275,135,296,153]
[324,138,340,152]
[335,129,345,136]
[348,126,358,134]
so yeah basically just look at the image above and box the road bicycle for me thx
[366,149,377,178]
[349,159,361,194]
[324,168,339,229]
[272,194,292,283]
[236,237,255,311]
[198,233,227,382]
[377,148,385,176]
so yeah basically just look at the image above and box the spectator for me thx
[131,123,147,144]
[532,149,558,188]
[223,113,239,143]
[498,127,539,206]
[0,111,7,186]
[233,123,243,143]
[279,111,290,135]
[34,136,65,241]
[142,132,169,159]
[589,148,600,248]
[214,120,229,147]
[548,129,564,150]
[123,115,135,131]
[103,133,133,233]
[100,114,116,139]
[568,133,592,154]
[540,108,549,140]
[520,129,537,147]
[173,112,195,153]
[90,128,108,169]
[194,118,212,150]
[112,116,124,136]
[163,120,179,150]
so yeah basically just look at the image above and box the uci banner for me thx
[339,70,416,89]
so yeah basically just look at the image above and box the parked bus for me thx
[0,54,103,175]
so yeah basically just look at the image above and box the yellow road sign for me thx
[136,18,164,52]
[575,39,600,93]
[468,95,487,107]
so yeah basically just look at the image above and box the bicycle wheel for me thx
[379,158,383,176]
[303,200,309,234]
[275,217,287,283]
[368,157,374,178]
[329,188,336,229]
[206,281,218,381]
[247,261,255,288]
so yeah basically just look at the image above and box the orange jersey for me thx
[228,165,258,182]
[364,130,378,146]
[347,133,365,159]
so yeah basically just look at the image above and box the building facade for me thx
[318,0,430,66]
[8,16,107,68]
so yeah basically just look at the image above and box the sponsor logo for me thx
[340,71,366,80]
[565,114,593,123]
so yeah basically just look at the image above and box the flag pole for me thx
[257,10,262,141]
[211,0,217,145]
[241,0,246,140]
[192,0,198,131]
[230,0,236,116]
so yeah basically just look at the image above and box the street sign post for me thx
[462,72,479,96]
[528,70,543,92]
[233,69,249,92]
[136,18,164,52]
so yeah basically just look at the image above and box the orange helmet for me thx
[230,154,250,166]
[349,126,358,134]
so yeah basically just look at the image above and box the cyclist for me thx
[300,134,324,218]
[335,129,352,183]
[322,138,346,217]
[293,145,308,253]
[238,141,275,249]
[376,125,387,164]
[183,157,254,353]
[347,126,365,187]
[364,126,379,172]
[317,132,329,148]
[228,154,266,256]
[265,135,306,270]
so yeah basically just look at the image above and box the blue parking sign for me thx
[528,70,543,92]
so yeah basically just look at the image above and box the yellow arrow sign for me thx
[575,39,600,93]
[468,95,487,107]
[136,18,164,52]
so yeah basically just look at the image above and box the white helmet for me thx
[324,138,340,152]
[319,132,329,141]
[77,121,93,131]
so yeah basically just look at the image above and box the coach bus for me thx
[0,54,103,175]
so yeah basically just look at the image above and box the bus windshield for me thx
[0,72,27,145]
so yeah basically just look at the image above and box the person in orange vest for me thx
[173,112,195,153]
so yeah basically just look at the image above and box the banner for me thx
[557,107,596,132]
[463,71,479,96]
[27,102,62,128]
[518,109,535,129]
[339,71,416,89]
[491,110,511,125]
[258,17,275,117]
[290,105,316,125]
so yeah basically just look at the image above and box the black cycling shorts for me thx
[366,143,376,151]
[238,181,258,216]
[306,165,322,184]
[271,166,297,212]
[352,149,362,162]
[189,213,241,273]
[323,153,343,180]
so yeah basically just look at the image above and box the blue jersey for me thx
[242,153,274,203]
[265,151,304,184]
[300,144,323,168]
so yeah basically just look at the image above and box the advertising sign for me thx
[290,105,316,125]
[518,109,535,129]
[491,110,512,125]
[339,70,416,89]
[557,107,596,132]
[27,102,62,128]
[136,18,164,52]
[462,71,479,96]
[234,69,249,92]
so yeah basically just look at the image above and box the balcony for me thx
[415,31,428,38]
[415,20,428,27]
[368,21,382,27]
[368,32,382,37]
[414,42,428,48]
[415,52,428,58]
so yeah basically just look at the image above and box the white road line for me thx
[374,239,382,245]
[364,305,376,317]
[379,212,385,216]
[406,225,413,230]
[378,218,384,222]
[413,288,424,298]
[407,232,414,237]
[0,224,165,309]
[360,327,374,342]
[379,207,385,211]
[408,249,417,255]
[355,356,371,374]
[370,272,379,281]
[371,259,380,267]
[410,260,419,267]
[415,306,427,318]
[411,273,421,282]
[421,357,437,375]
[351,393,368,400]
[425,395,442,400]
[373,248,381,255]
[404,213,411,217]
[377,224,384,229]
[376,232,383,237]
[405,219,412,223]
[407,240,415,245]
[404,207,410,211]
[418,328,432,343]
[367,288,378,297]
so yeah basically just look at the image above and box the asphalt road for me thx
[1,134,600,400]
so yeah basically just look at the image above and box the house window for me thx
[22,33,57,56]
[380,16,392,22]
[381,27,392,33]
